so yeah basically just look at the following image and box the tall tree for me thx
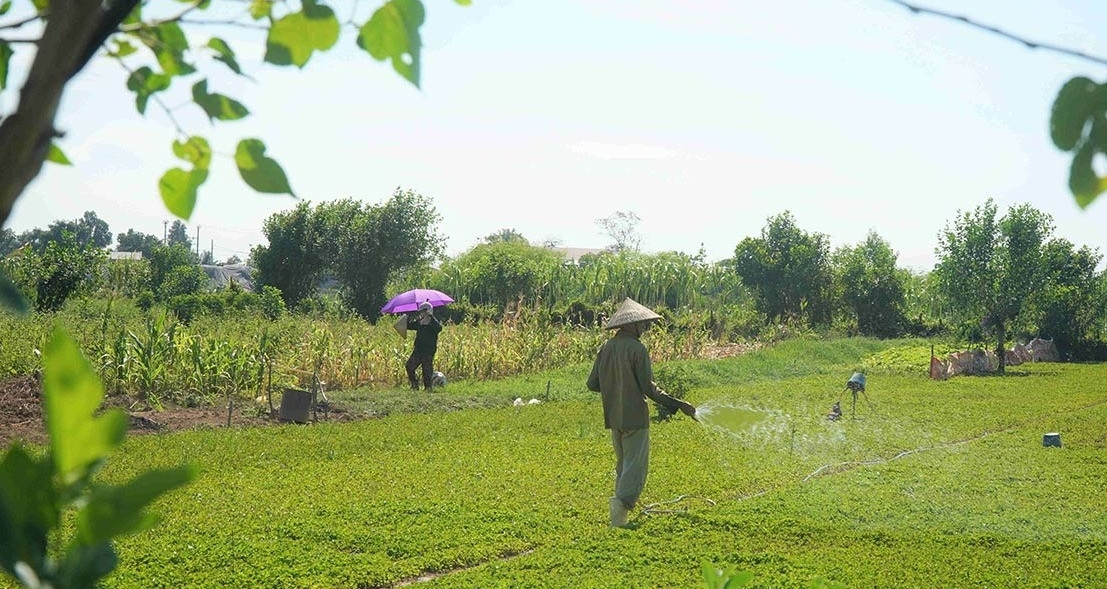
[733,211,833,325]
[1025,238,1104,359]
[253,189,443,318]
[167,220,191,251]
[116,229,162,258]
[327,189,444,319]
[934,199,1053,372]
[483,228,528,244]
[833,231,907,337]
[251,201,324,310]
[596,211,642,253]
[17,211,112,252]
[0,227,18,257]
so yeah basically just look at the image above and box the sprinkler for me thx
[837,372,872,419]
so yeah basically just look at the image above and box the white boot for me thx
[609,497,629,528]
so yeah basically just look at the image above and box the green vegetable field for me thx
[9,339,1107,588]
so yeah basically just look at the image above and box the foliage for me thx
[146,244,198,301]
[1022,238,1104,359]
[0,229,17,258]
[595,210,642,253]
[14,212,112,254]
[253,189,443,318]
[165,221,191,251]
[251,201,323,310]
[1050,76,1107,208]
[159,265,207,301]
[436,240,562,311]
[0,0,471,236]
[11,338,1103,588]
[934,199,1054,371]
[103,259,150,299]
[114,229,160,259]
[0,234,107,312]
[732,211,833,326]
[482,228,528,244]
[0,328,193,589]
[325,190,444,319]
[832,231,907,337]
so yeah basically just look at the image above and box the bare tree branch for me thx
[0,12,45,31]
[881,0,1107,68]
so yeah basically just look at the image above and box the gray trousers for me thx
[611,428,650,509]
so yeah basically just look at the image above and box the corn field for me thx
[0,298,720,407]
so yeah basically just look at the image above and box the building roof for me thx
[549,246,606,264]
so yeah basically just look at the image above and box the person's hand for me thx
[679,401,697,421]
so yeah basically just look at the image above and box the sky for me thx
[3,0,1107,271]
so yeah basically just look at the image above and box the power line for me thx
[880,0,1107,68]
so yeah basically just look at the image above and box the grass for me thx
[6,337,1106,588]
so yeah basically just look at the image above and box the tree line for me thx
[2,191,1104,363]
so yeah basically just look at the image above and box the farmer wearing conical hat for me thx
[586,298,697,528]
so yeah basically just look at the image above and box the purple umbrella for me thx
[380,288,455,314]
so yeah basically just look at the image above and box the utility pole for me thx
[195,226,200,258]
[163,220,168,245]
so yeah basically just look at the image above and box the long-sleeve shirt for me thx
[410,315,443,355]
[586,333,684,430]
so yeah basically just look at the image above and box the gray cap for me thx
[604,298,661,329]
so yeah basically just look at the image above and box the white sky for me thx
[3,0,1106,271]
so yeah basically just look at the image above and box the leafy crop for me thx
[1,339,1102,588]
[0,328,193,589]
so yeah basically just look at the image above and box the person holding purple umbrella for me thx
[405,300,443,391]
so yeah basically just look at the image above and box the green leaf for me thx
[146,22,196,77]
[0,445,56,575]
[0,269,29,314]
[159,136,211,219]
[235,138,294,196]
[47,142,72,165]
[249,0,273,20]
[76,466,195,544]
[264,0,339,68]
[125,66,171,115]
[0,1,11,16]
[357,0,424,87]
[108,39,138,59]
[206,37,243,76]
[42,327,128,483]
[1067,141,1107,209]
[123,2,142,25]
[0,41,12,91]
[30,0,47,12]
[454,0,471,5]
[191,79,249,121]
[1050,77,1106,151]
[53,542,117,589]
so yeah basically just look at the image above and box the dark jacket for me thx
[410,315,443,355]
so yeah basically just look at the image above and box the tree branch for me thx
[0,12,45,31]
[881,0,1107,68]
[0,2,121,230]
[117,0,210,32]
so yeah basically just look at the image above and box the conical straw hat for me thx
[604,298,662,329]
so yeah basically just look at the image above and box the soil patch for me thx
[0,376,358,447]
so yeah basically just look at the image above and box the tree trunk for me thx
[0,1,132,229]
[995,320,1006,374]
